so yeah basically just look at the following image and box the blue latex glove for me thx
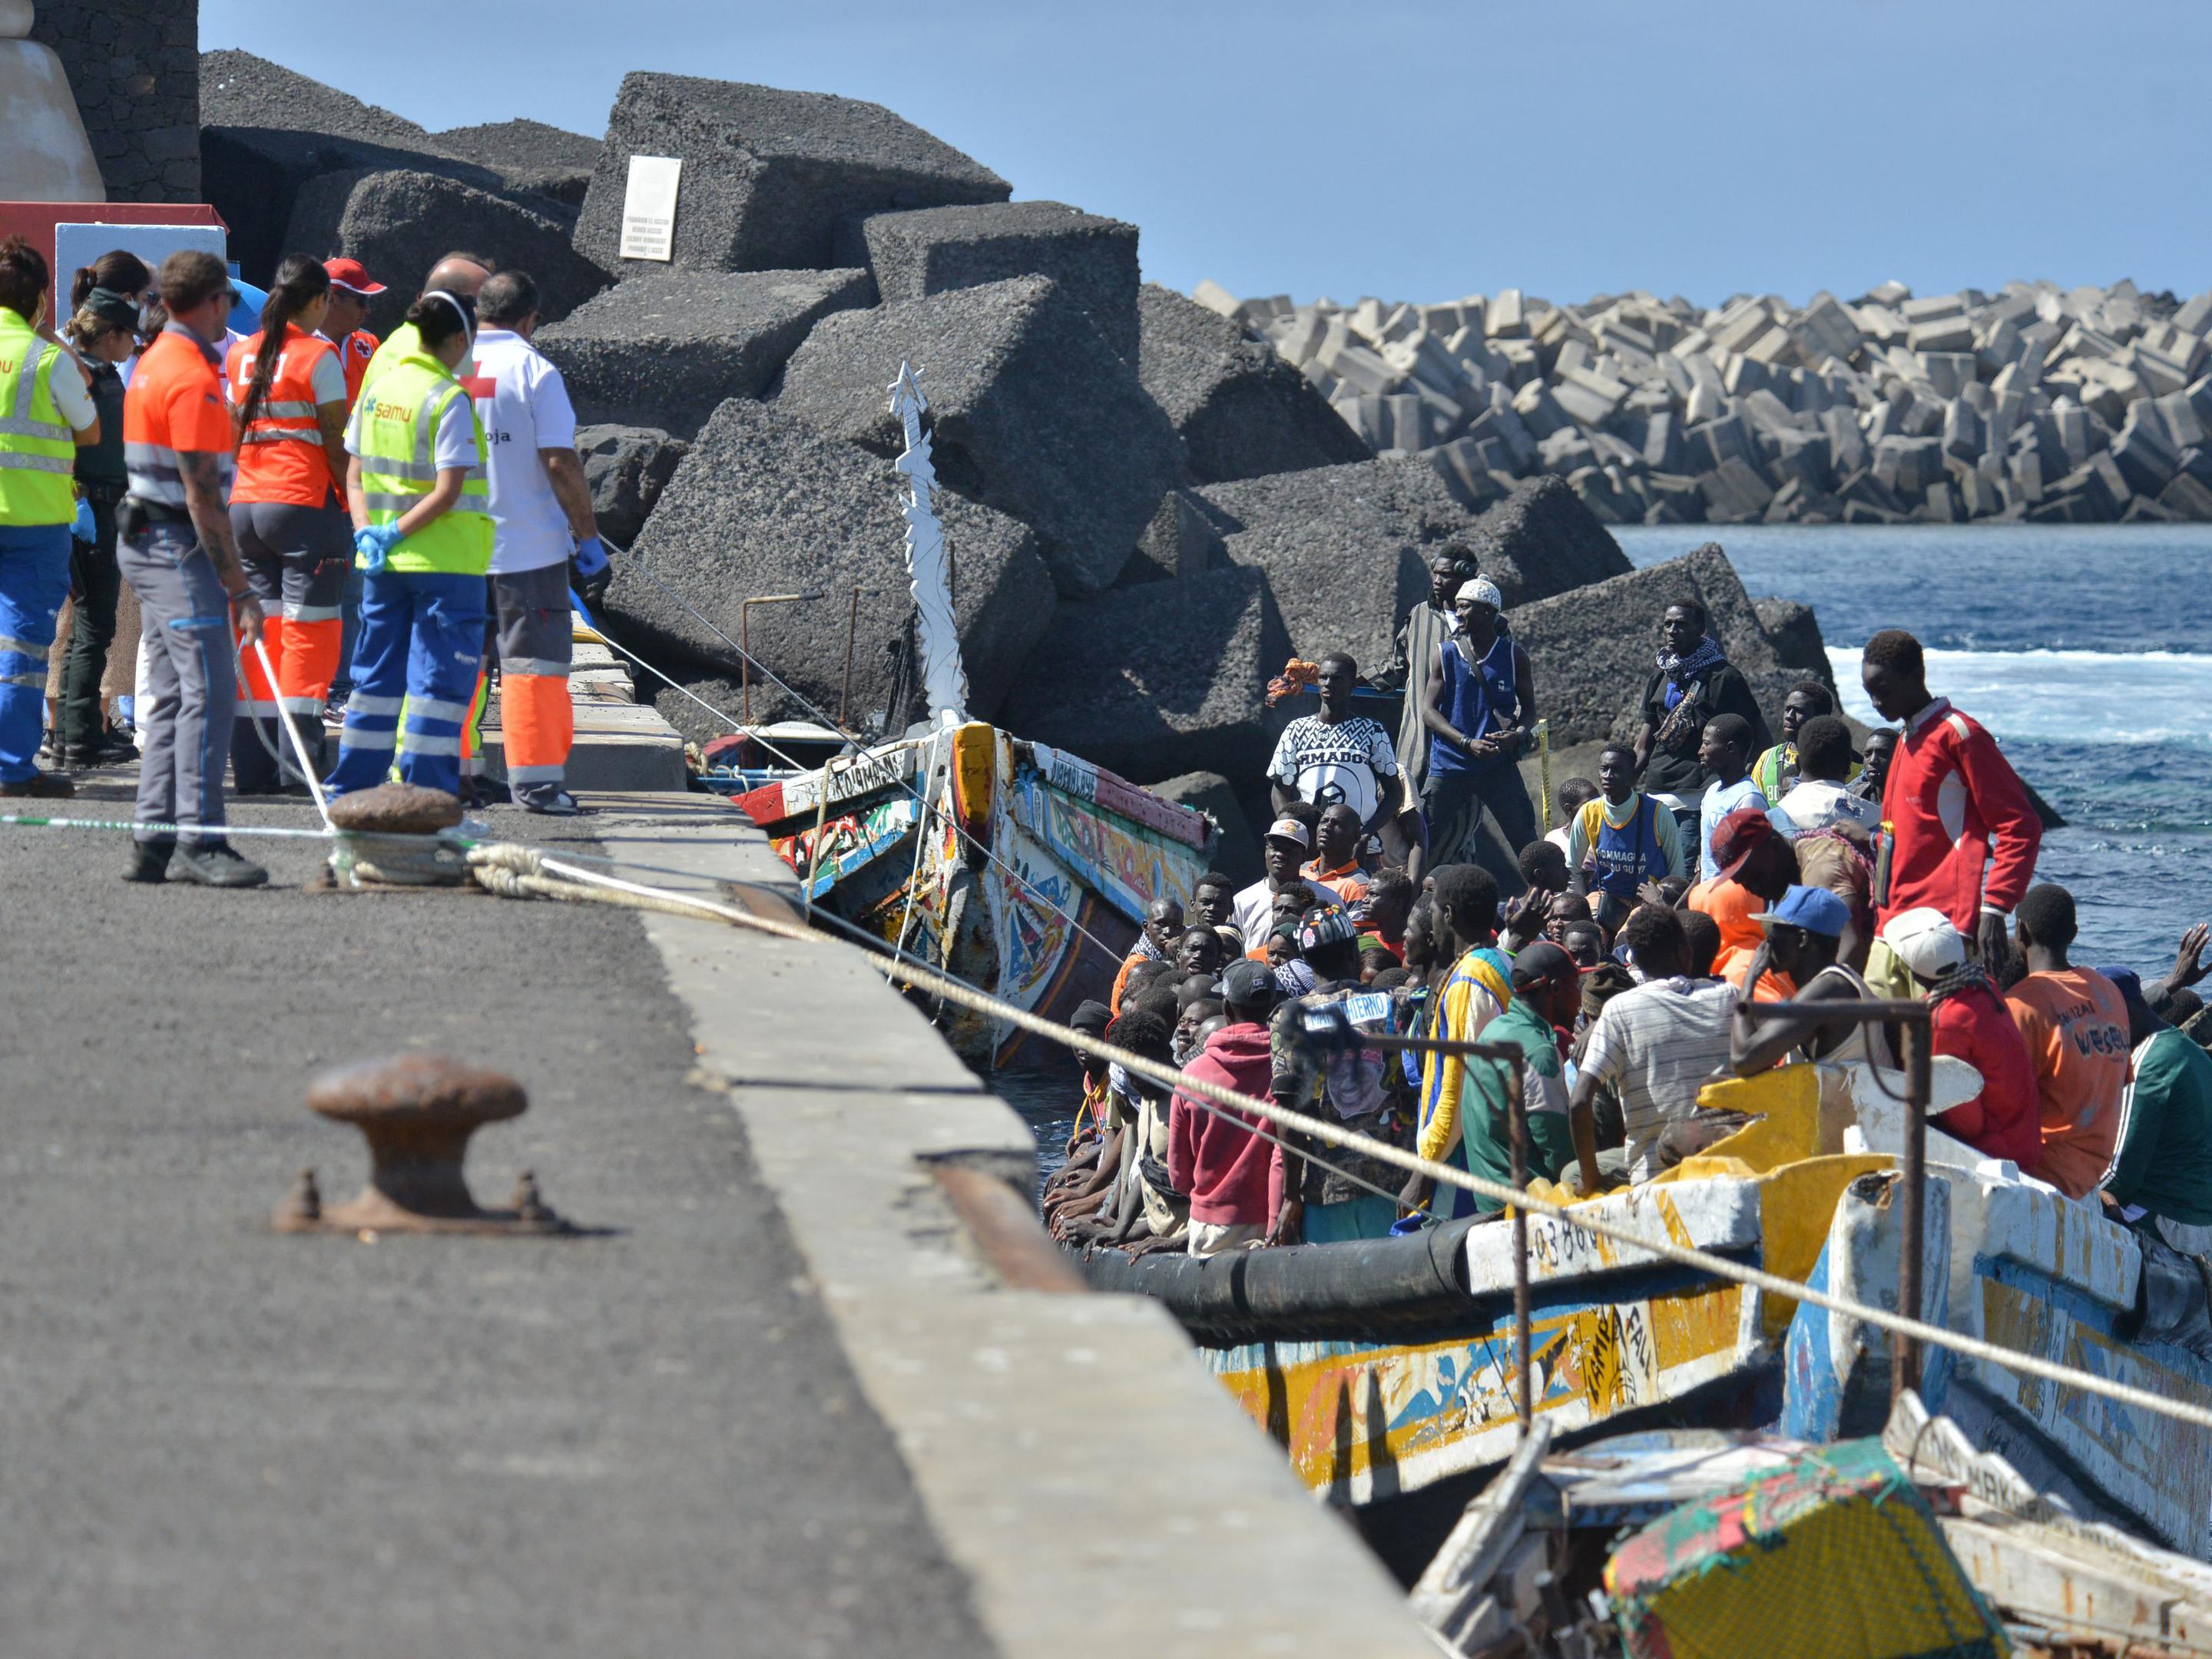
[71,498,94,544]
[571,535,611,580]
[353,523,402,572]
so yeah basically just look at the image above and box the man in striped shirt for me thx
[1569,905,1740,1187]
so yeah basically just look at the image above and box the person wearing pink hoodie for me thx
[1167,959,1281,1257]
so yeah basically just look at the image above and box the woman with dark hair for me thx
[224,253,351,792]
[48,287,141,767]
[69,249,151,317]
[326,289,491,798]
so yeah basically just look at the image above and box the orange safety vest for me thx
[332,326,378,409]
[124,326,233,510]
[226,324,340,507]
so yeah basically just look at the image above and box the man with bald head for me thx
[359,250,495,395]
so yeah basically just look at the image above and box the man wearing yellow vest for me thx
[0,237,104,796]
[327,290,490,798]
[357,251,492,397]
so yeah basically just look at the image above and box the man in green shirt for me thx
[1459,942,1586,1207]
[2101,968,2212,1247]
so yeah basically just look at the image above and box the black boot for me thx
[171,841,269,888]
[122,840,174,882]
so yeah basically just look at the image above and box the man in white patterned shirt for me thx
[1267,651,1400,841]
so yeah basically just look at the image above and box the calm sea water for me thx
[1617,525,2212,975]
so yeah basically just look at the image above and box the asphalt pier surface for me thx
[0,770,985,1657]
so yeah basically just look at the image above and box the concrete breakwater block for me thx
[849,200,1141,363]
[1190,455,1476,674]
[577,425,688,550]
[998,565,1291,786]
[1508,541,1823,747]
[199,49,572,281]
[537,269,874,439]
[1459,475,1632,601]
[602,399,1055,727]
[777,275,1184,598]
[433,118,601,212]
[1136,284,1369,485]
[283,169,610,339]
[573,73,1010,277]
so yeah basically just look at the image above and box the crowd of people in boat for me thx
[1045,551,2212,1260]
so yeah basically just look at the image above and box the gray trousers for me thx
[118,518,236,845]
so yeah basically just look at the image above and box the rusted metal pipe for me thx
[737,591,821,725]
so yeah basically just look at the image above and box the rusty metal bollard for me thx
[274,1054,571,1236]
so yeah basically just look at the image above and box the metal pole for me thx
[803,756,836,926]
[1896,1016,1930,1402]
[840,586,863,727]
[1508,1054,1532,1439]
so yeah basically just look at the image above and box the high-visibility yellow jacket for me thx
[346,351,492,575]
[0,308,78,525]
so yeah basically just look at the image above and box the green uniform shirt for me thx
[1460,996,1578,1207]
[2108,1029,2212,1226]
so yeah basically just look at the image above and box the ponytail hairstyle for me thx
[70,249,151,312]
[236,254,332,435]
[406,289,475,356]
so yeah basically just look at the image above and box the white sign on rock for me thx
[618,155,682,261]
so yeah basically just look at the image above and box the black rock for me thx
[1507,541,1799,747]
[535,269,874,440]
[282,170,610,339]
[777,276,1184,598]
[576,426,689,550]
[850,201,1140,363]
[1135,285,1368,484]
[1190,457,1473,676]
[1461,476,1633,603]
[572,73,1010,278]
[432,119,602,214]
[997,566,1292,785]
[1750,595,1834,686]
[199,49,571,283]
[604,399,1055,728]
[1147,770,1262,886]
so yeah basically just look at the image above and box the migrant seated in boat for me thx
[1877,906,2042,1167]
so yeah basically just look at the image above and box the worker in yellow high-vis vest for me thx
[326,290,490,799]
[0,236,104,796]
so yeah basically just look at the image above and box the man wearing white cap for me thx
[1880,906,2041,1167]
[1418,576,1538,887]
[1230,817,1343,949]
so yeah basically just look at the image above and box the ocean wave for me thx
[1825,645,2212,748]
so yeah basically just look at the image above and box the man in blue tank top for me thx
[1419,578,1539,892]
[1564,743,1687,931]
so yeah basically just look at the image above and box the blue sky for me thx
[202,0,2211,310]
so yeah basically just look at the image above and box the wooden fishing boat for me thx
[721,366,1220,1068]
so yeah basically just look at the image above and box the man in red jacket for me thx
[1167,960,1282,1257]
[1861,628,2041,981]
[1879,906,2043,1168]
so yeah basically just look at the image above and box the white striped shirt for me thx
[1579,975,1740,1177]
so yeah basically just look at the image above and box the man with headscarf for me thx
[1634,597,1771,831]
[1418,575,1538,887]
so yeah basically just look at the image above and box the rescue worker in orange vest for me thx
[317,257,382,409]
[0,236,103,798]
[118,249,268,886]
[462,270,606,815]
[224,254,352,792]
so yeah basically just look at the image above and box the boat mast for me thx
[888,363,971,728]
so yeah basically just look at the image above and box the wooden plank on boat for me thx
[1020,740,1212,851]
[770,796,922,899]
[1464,1180,1762,1295]
[1204,1269,1766,1505]
[730,740,922,831]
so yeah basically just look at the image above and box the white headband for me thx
[423,289,474,353]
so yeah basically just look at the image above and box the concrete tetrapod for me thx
[276,1054,570,1236]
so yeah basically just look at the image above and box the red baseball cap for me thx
[1710,805,1778,881]
[323,257,386,296]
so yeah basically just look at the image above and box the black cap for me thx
[1510,940,1588,990]
[1222,959,1276,1006]
[1070,999,1112,1036]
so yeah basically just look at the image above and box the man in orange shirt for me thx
[118,250,267,887]
[1302,803,1372,905]
[318,257,382,409]
[2005,883,2130,1200]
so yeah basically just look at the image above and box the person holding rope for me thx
[326,290,490,799]
[116,250,269,886]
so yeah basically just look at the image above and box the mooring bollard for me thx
[274,1054,572,1236]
